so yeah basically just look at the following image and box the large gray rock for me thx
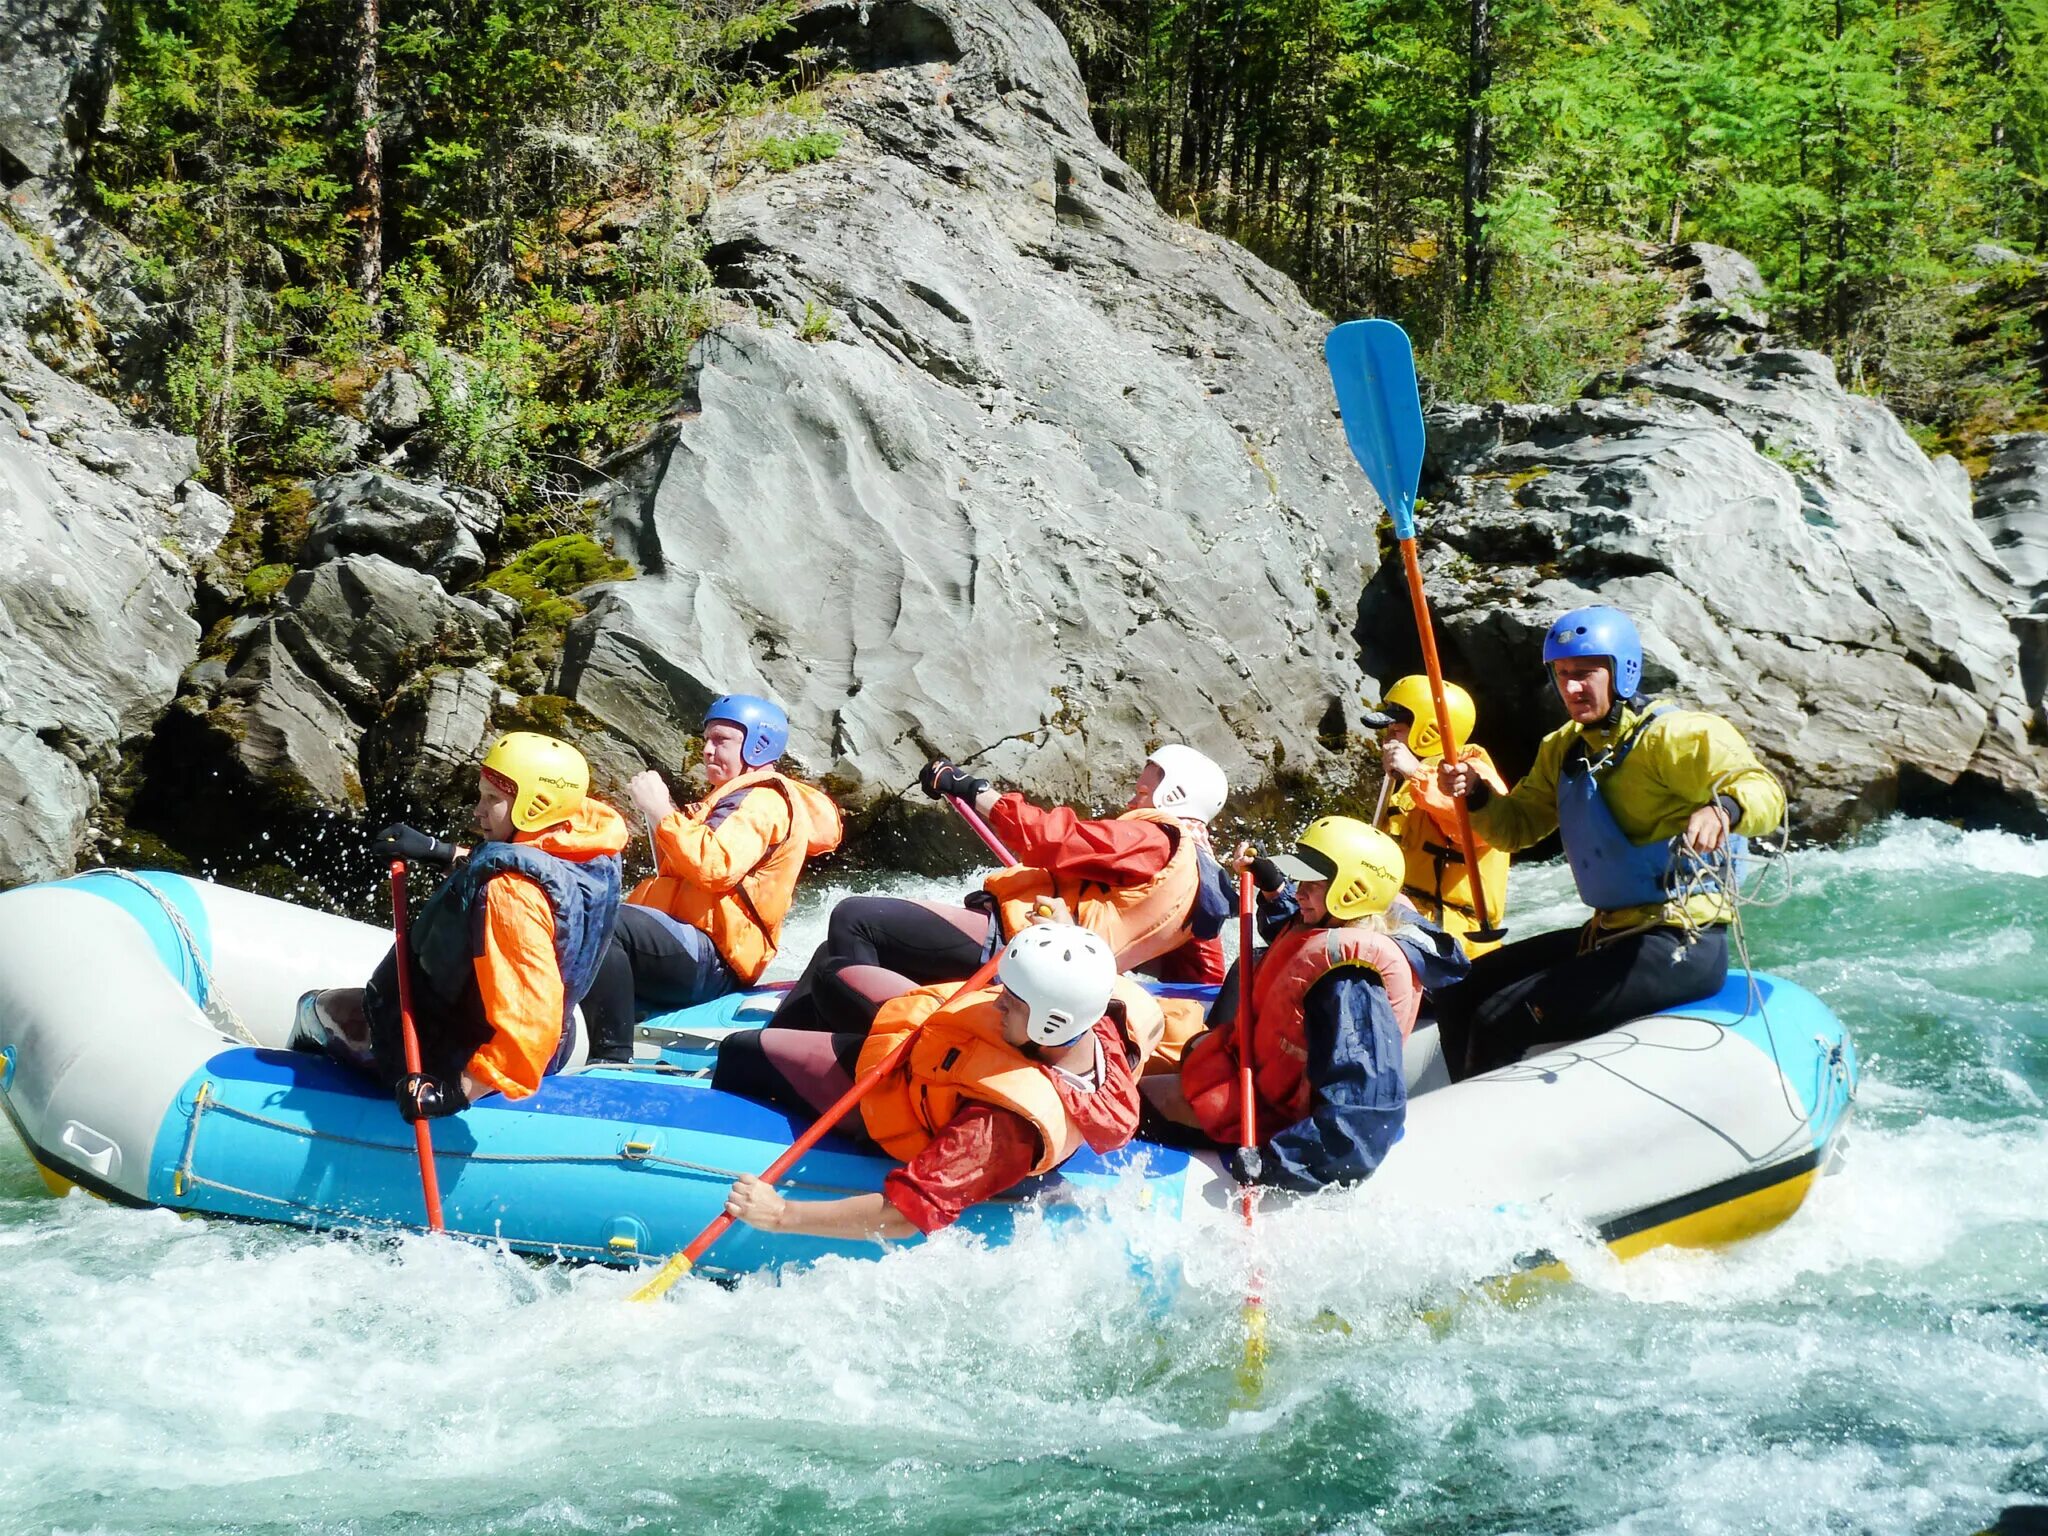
[1642,243,1768,360]
[1362,346,2048,838]
[566,0,1378,820]
[1976,432,2048,732]
[0,0,105,184]
[360,665,503,813]
[1978,433,2048,605]
[300,470,500,588]
[0,338,221,883]
[162,555,511,823]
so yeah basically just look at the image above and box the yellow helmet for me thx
[1379,675,1475,759]
[480,732,589,832]
[1271,816,1403,920]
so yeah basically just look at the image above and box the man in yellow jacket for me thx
[1373,675,1511,957]
[582,694,841,1060]
[1434,606,1785,1081]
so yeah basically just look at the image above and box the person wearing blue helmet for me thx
[580,693,843,1059]
[1431,605,1785,1081]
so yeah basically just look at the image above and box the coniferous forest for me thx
[74,0,2048,530]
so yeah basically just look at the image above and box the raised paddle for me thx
[947,792,1018,867]
[1233,867,1268,1402]
[1325,319,1505,944]
[630,946,1010,1300]
[387,860,446,1232]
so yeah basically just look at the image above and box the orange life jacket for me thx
[627,769,843,983]
[858,977,1164,1176]
[982,808,1200,970]
[1179,923,1421,1145]
[1388,746,1510,956]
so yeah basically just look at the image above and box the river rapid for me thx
[1,818,2043,1534]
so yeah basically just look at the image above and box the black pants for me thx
[361,945,492,1088]
[1434,922,1730,1081]
[770,896,989,1033]
[581,905,739,1062]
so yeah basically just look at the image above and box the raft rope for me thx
[95,868,261,1048]
[1666,791,1853,1138]
[173,1083,871,1212]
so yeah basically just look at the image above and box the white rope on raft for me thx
[94,867,262,1047]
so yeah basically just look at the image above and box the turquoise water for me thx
[1,819,2043,1534]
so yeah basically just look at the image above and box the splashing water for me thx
[1,819,2043,1533]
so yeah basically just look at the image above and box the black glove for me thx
[372,823,458,868]
[395,1072,463,1121]
[1227,1145,1265,1186]
[919,759,991,803]
[1248,856,1287,895]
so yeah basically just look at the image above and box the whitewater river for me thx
[1,819,2042,1533]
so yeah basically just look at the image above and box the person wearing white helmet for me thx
[719,923,1164,1239]
[770,743,1235,1034]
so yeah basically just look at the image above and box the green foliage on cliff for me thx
[1052,0,2048,433]
[94,0,804,502]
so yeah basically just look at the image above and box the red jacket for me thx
[880,1016,1140,1232]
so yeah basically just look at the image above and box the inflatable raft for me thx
[0,871,1856,1276]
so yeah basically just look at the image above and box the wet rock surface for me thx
[568,0,1380,826]
[1362,334,2048,838]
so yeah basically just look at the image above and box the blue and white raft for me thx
[0,871,1857,1275]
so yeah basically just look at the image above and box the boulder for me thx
[299,470,500,588]
[131,556,512,869]
[360,366,432,440]
[1976,432,2048,732]
[1360,345,2048,838]
[1642,243,1768,360]
[360,665,502,814]
[568,0,1379,823]
[0,337,220,884]
[0,0,106,185]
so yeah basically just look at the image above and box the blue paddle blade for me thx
[1325,319,1426,542]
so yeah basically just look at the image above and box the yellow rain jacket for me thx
[1469,701,1785,933]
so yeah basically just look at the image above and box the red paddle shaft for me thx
[387,860,446,1232]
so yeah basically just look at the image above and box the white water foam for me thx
[2,817,2043,1532]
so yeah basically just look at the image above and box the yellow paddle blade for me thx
[628,1251,694,1303]
[1234,1299,1269,1406]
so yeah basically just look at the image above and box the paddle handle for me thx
[633,948,1009,1300]
[387,860,446,1233]
[1233,869,1266,1400]
[947,793,1018,867]
[1235,869,1260,1224]
[1397,539,1501,941]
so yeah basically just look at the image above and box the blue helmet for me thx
[1543,606,1643,700]
[704,693,789,768]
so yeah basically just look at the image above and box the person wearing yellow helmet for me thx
[290,731,629,1119]
[1144,817,1468,1191]
[1371,675,1512,958]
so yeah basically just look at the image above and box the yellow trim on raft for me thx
[1604,1167,1820,1261]
[33,1159,78,1198]
[1441,1163,1827,1320]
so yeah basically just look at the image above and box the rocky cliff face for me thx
[0,0,235,885]
[557,0,1378,843]
[1360,245,2048,840]
[6,0,2047,893]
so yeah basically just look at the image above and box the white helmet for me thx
[1145,744,1227,825]
[996,923,1117,1047]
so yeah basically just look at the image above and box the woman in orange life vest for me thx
[1141,817,1468,1192]
[578,694,842,1061]
[288,733,628,1120]
[768,744,1236,1035]
[1372,675,1512,959]
[716,923,1161,1238]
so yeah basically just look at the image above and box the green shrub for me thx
[752,130,841,172]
